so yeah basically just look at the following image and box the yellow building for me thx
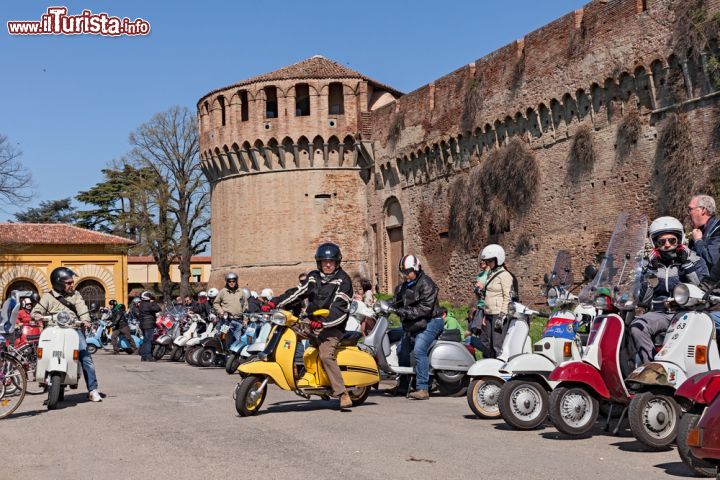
[0,223,134,307]
[127,256,212,296]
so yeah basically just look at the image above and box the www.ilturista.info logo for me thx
[7,7,150,36]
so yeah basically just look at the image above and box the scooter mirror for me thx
[543,273,550,285]
[583,265,597,282]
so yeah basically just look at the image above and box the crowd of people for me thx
[6,193,720,410]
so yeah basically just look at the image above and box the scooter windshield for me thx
[548,250,573,287]
[578,212,648,310]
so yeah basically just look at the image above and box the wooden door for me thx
[388,227,404,290]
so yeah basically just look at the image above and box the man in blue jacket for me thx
[689,194,720,271]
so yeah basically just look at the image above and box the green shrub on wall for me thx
[567,124,596,180]
[654,113,696,218]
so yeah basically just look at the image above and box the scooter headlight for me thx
[56,311,72,327]
[673,284,690,306]
[547,287,559,308]
[271,312,287,326]
[349,301,358,315]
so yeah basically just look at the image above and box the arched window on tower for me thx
[295,84,310,116]
[239,90,249,122]
[265,86,278,118]
[329,82,344,115]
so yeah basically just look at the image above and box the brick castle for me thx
[198,0,720,305]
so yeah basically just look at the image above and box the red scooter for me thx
[548,212,647,436]
[675,370,720,477]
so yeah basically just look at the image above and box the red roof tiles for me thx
[0,223,135,246]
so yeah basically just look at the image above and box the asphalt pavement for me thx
[2,352,693,480]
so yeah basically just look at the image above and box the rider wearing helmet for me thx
[630,216,708,365]
[263,242,354,409]
[214,272,246,319]
[478,244,515,359]
[384,254,443,400]
[110,303,137,354]
[207,288,219,308]
[191,291,212,321]
[138,290,161,361]
[31,267,103,402]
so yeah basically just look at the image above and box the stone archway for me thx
[0,265,49,299]
[76,279,106,311]
[72,264,116,299]
[4,279,38,300]
[384,197,404,291]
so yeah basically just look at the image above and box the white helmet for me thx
[480,244,506,266]
[399,254,422,273]
[207,288,219,298]
[198,291,208,298]
[649,216,685,244]
[260,288,274,300]
[250,290,258,298]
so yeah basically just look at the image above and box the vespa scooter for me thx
[36,311,82,410]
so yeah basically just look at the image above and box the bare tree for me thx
[0,134,32,206]
[128,107,210,296]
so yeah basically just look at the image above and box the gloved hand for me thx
[648,248,661,267]
[260,301,275,313]
[676,244,689,263]
[309,320,323,330]
[493,315,506,333]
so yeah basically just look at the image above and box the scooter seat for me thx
[339,331,362,346]
[438,329,462,342]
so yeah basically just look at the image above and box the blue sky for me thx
[0,0,586,221]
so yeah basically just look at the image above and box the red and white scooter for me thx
[548,212,648,436]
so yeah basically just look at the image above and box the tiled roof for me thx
[128,256,212,264]
[0,223,135,246]
[199,55,403,102]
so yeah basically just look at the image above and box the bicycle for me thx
[0,343,27,419]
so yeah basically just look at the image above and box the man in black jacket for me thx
[110,303,137,354]
[262,242,354,409]
[138,290,161,361]
[385,255,444,400]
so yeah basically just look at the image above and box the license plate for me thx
[53,351,63,359]
[220,325,230,333]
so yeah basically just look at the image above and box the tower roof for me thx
[199,55,403,103]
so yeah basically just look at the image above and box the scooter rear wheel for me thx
[467,377,503,418]
[347,386,371,406]
[499,379,549,430]
[86,344,98,355]
[628,391,679,450]
[235,375,267,416]
[677,410,716,477]
[548,386,599,436]
[190,347,204,366]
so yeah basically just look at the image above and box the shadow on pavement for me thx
[610,440,673,453]
[653,462,696,477]
[262,400,378,414]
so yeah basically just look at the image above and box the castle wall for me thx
[366,0,720,304]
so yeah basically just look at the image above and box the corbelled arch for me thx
[0,265,49,296]
[73,264,116,298]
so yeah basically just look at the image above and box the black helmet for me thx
[140,290,155,301]
[315,242,342,270]
[50,267,76,294]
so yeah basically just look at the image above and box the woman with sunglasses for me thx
[629,216,708,366]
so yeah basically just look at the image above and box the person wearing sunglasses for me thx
[213,272,246,319]
[31,267,103,402]
[629,216,708,366]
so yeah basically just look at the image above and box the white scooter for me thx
[170,313,202,361]
[186,316,217,365]
[36,311,82,410]
[360,300,476,396]
[625,282,720,449]
[497,277,597,429]
[465,302,538,419]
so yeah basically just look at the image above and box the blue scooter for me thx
[116,319,144,354]
[85,310,113,354]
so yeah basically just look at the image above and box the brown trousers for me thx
[318,327,347,397]
[111,325,137,352]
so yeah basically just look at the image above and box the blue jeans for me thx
[398,317,444,391]
[710,312,720,337]
[78,331,99,392]
[140,328,154,359]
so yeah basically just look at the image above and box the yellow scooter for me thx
[234,309,380,416]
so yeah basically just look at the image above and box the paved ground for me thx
[3,352,695,480]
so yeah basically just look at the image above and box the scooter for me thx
[152,307,185,360]
[497,251,597,430]
[185,316,216,365]
[85,312,112,354]
[675,370,720,478]
[234,308,379,416]
[624,283,720,449]
[196,315,243,367]
[36,311,82,410]
[225,314,265,374]
[548,211,648,436]
[361,300,476,397]
[170,313,202,362]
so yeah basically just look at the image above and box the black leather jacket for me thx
[392,271,442,330]
[272,269,353,329]
[138,301,161,330]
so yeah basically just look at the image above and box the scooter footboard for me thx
[238,361,291,390]
[549,361,610,399]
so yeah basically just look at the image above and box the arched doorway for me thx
[384,197,404,290]
[4,280,38,300]
[76,279,106,311]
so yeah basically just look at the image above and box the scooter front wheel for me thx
[86,344,98,355]
[677,410,716,477]
[46,372,63,410]
[548,386,598,436]
[199,348,216,367]
[235,375,267,416]
[225,354,242,374]
[499,379,549,430]
[467,377,503,419]
[152,345,166,360]
[170,346,184,362]
[628,391,679,450]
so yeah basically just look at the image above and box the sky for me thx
[0,0,587,221]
